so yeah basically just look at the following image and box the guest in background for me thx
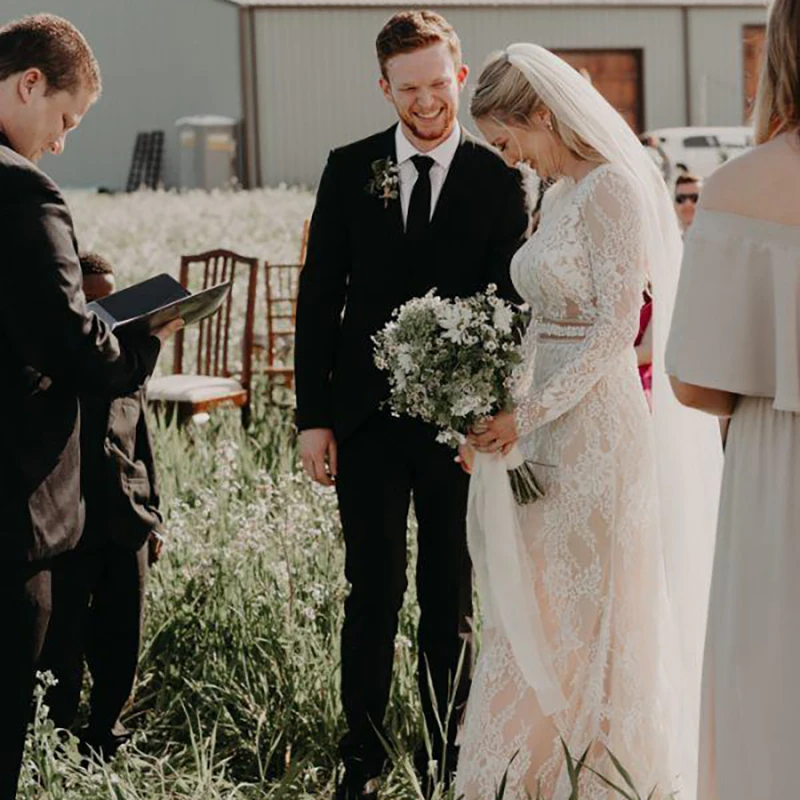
[674,172,702,234]
[667,0,800,795]
[41,252,165,760]
[640,134,671,183]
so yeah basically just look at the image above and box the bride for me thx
[455,45,722,799]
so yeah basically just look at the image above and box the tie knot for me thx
[412,154,434,176]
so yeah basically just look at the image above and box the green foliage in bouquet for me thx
[373,286,524,447]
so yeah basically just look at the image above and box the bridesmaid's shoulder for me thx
[699,132,800,222]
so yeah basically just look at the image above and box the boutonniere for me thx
[366,157,399,208]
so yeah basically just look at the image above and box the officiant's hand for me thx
[154,318,184,344]
[468,411,518,455]
[299,428,338,487]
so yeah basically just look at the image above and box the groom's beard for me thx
[398,105,457,144]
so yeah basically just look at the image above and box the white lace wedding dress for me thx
[455,164,677,799]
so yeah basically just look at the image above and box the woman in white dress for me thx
[667,2,800,797]
[455,46,723,799]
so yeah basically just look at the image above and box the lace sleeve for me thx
[515,167,646,435]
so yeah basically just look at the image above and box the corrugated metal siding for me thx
[240,8,262,187]
[254,6,687,185]
[687,7,766,125]
[232,0,762,8]
[1,0,241,189]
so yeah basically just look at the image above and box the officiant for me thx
[0,14,180,798]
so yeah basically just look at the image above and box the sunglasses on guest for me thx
[675,193,699,205]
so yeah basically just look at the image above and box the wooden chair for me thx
[147,249,259,425]
[253,220,309,402]
[263,262,302,392]
[298,218,310,265]
[259,219,309,398]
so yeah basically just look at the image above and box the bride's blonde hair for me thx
[470,52,605,164]
[752,0,800,143]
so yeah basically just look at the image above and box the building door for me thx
[743,25,766,122]
[555,49,644,133]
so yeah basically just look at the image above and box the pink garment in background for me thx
[636,298,653,408]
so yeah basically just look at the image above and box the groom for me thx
[294,11,527,797]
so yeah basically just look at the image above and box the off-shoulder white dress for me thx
[666,209,800,800]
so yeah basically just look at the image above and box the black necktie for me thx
[406,155,434,238]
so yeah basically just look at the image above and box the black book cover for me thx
[87,273,232,336]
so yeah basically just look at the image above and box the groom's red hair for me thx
[376,10,462,79]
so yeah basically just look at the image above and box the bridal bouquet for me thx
[373,286,544,504]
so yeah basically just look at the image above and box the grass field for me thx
[22,400,435,799]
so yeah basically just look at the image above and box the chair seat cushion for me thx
[147,374,245,404]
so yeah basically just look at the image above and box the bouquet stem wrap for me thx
[467,448,567,716]
[503,443,546,505]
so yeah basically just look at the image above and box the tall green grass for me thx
[19,390,425,798]
[18,388,671,799]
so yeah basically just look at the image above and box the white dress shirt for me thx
[395,122,461,227]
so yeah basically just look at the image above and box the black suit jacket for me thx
[79,389,163,551]
[294,125,528,442]
[0,134,161,563]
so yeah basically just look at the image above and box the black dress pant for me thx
[40,539,147,746]
[0,560,52,800]
[336,412,472,778]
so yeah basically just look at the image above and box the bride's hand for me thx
[468,411,519,455]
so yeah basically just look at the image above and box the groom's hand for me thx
[456,443,475,474]
[299,428,338,487]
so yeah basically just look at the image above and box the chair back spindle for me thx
[170,249,259,421]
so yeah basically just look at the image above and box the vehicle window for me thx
[683,136,716,147]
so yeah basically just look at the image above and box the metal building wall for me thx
[687,7,767,126]
[252,5,688,186]
[249,3,766,187]
[0,0,241,189]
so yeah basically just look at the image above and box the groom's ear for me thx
[379,76,394,104]
[456,63,469,88]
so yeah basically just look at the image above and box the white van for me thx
[641,126,754,180]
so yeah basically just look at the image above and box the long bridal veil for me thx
[493,43,723,799]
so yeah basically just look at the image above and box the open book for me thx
[87,274,232,336]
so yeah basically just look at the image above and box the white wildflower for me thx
[493,303,514,335]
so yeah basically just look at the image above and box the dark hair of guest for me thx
[675,173,702,187]
[79,251,114,277]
